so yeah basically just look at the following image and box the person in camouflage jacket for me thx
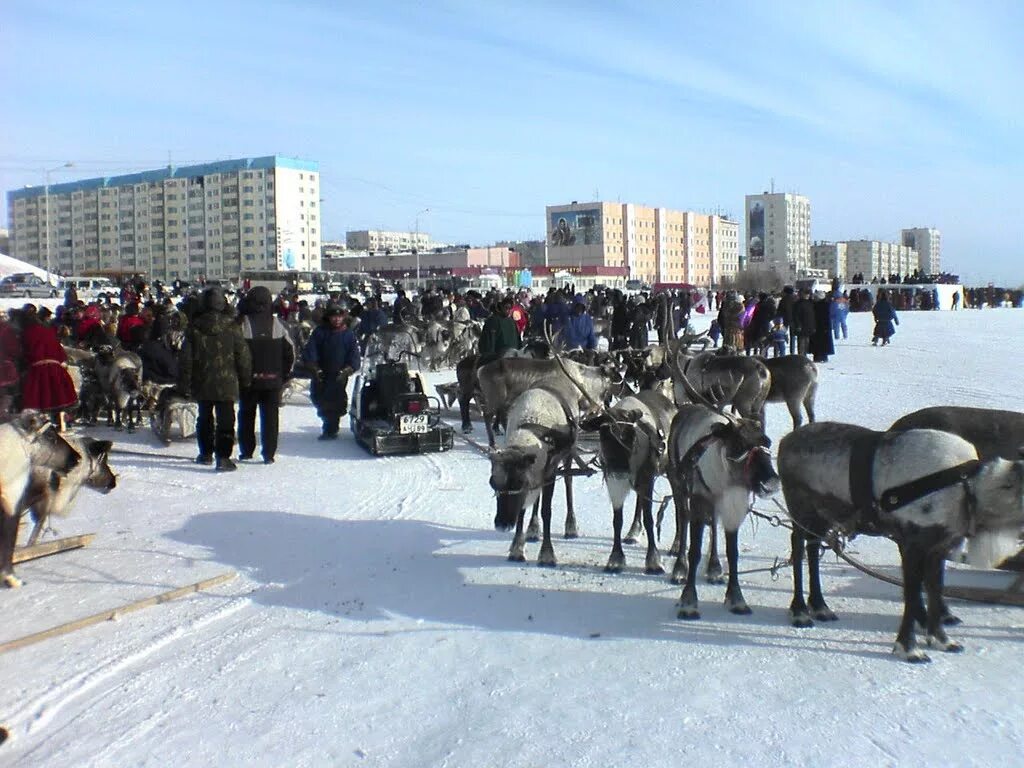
[179,287,252,471]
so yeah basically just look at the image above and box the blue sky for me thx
[2,0,1021,284]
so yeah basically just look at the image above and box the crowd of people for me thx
[2,269,1019,469]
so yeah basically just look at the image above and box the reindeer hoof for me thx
[893,644,931,663]
[727,600,752,615]
[645,564,666,576]
[563,528,579,540]
[811,606,838,622]
[525,533,539,543]
[927,636,964,653]
[790,612,814,628]
[2,574,23,589]
[705,573,726,585]
[507,552,526,563]
[462,425,473,434]
[670,565,688,585]
[623,536,638,545]
[537,559,557,569]
[942,613,962,627]
[677,607,701,620]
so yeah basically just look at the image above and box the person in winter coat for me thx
[237,286,296,463]
[627,300,651,349]
[509,298,529,337]
[717,293,745,350]
[77,303,114,349]
[179,287,252,471]
[137,316,179,385]
[610,293,629,350]
[117,303,145,346]
[809,292,835,363]
[19,308,78,426]
[872,289,899,346]
[830,292,850,340]
[0,314,21,417]
[745,292,777,355]
[478,299,521,366]
[791,290,816,357]
[562,300,598,354]
[303,305,361,440]
[777,285,797,354]
[356,298,388,353]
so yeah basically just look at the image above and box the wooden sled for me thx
[13,534,95,565]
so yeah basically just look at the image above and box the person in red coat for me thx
[0,314,21,418]
[20,310,78,418]
[117,303,145,345]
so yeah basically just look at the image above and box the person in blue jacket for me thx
[562,299,597,357]
[356,297,388,353]
[303,304,361,439]
[871,289,899,346]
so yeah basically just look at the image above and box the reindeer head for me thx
[14,412,81,476]
[710,420,779,497]
[83,438,118,493]
[966,458,1024,568]
[488,445,545,530]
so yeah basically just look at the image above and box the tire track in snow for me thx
[6,593,250,742]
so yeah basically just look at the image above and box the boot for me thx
[216,457,237,472]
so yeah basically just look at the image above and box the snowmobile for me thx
[349,352,454,456]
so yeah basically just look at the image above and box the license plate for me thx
[399,414,429,434]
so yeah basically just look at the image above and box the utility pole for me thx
[414,208,429,288]
[43,162,74,281]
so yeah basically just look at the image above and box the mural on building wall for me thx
[747,201,765,263]
[549,209,602,247]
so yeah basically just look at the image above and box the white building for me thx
[900,227,941,274]
[744,191,811,280]
[6,156,320,282]
[345,230,432,253]
[813,240,919,282]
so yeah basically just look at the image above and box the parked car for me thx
[0,272,59,298]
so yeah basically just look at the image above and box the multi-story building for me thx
[900,227,941,274]
[345,230,432,253]
[545,201,738,286]
[6,156,320,282]
[0,227,9,256]
[743,192,811,279]
[813,240,919,282]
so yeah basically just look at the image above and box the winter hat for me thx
[202,286,227,313]
[245,286,273,315]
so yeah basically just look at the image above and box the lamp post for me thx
[414,207,430,288]
[43,162,74,281]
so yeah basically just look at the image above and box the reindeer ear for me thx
[542,426,575,452]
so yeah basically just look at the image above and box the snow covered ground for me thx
[2,309,1023,768]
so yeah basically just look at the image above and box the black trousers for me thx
[238,388,281,460]
[197,400,236,459]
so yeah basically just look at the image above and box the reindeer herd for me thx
[456,332,1024,664]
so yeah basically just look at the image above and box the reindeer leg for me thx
[705,517,724,584]
[925,549,963,653]
[669,481,688,583]
[526,499,540,542]
[807,538,837,621]
[606,500,626,573]
[787,399,802,430]
[894,544,930,662]
[723,529,750,614]
[624,493,643,544]
[789,530,813,627]
[26,508,47,547]
[458,393,473,433]
[936,561,961,626]
[1,503,23,588]
[508,506,527,562]
[678,513,705,619]
[641,475,664,575]
[562,466,578,538]
[537,481,557,567]
[484,409,497,448]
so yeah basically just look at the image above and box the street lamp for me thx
[43,162,74,281]
[414,207,430,287]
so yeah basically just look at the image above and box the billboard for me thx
[747,201,765,263]
[549,209,602,247]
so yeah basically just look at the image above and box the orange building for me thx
[546,201,738,287]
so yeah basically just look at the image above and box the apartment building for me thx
[345,230,432,253]
[900,227,941,274]
[813,240,919,282]
[744,192,811,279]
[545,201,738,287]
[6,156,320,282]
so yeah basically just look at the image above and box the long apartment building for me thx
[6,156,320,282]
[744,191,811,279]
[900,227,941,274]
[546,201,739,286]
[345,230,432,253]
[811,240,919,282]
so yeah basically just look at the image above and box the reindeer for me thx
[676,348,771,421]
[760,355,818,430]
[488,386,578,565]
[22,436,117,546]
[667,401,779,619]
[419,320,451,371]
[0,412,82,588]
[471,356,622,447]
[581,390,676,574]
[778,422,1024,662]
